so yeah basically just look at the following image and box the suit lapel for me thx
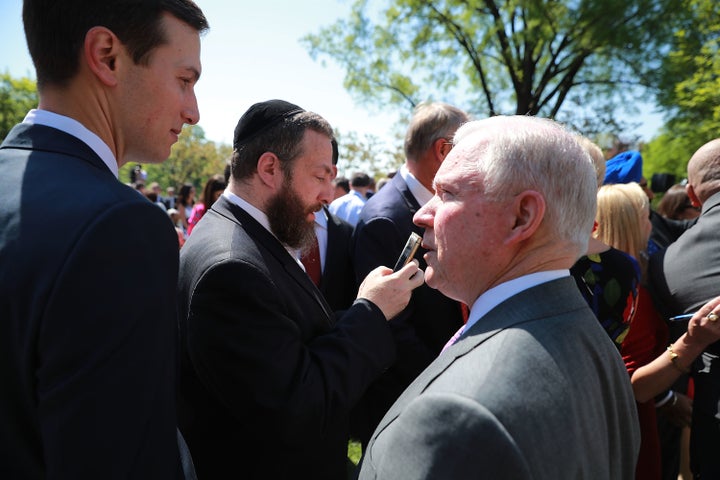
[211,197,334,323]
[370,277,586,438]
[391,174,422,217]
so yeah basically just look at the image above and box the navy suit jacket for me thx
[0,123,185,479]
[177,196,396,479]
[350,173,464,445]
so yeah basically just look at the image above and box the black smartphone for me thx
[393,232,422,272]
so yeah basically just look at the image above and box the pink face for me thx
[413,145,514,305]
[289,130,335,220]
[116,13,202,165]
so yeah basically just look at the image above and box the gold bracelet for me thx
[667,344,691,374]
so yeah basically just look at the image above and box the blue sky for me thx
[1,0,662,148]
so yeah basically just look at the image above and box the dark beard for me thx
[266,182,319,250]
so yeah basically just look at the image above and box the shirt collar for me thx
[400,163,433,206]
[314,207,328,229]
[23,109,119,179]
[222,190,300,261]
[465,270,570,332]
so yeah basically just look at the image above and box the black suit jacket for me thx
[350,173,464,445]
[177,197,396,480]
[0,123,184,479]
[319,206,356,311]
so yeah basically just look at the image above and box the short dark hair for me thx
[350,172,371,188]
[23,0,208,88]
[223,157,232,184]
[333,177,350,194]
[331,138,339,166]
[231,111,334,181]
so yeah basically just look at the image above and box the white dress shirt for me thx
[23,109,118,179]
[312,208,329,271]
[328,190,366,226]
[399,163,433,207]
[464,270,570,333]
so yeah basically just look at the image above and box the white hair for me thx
[453,116,596,254]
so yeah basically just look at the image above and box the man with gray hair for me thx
[358,115,640,479]
[350,101,470,446]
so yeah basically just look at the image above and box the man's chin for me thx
[424,268,439,290]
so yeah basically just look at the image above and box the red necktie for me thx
[460,302,469,323]
[301,234,322,287]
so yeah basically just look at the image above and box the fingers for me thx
[698,295,720,323]
[357,261,425,321]
[687,297,720,346]
[395,259,424,286]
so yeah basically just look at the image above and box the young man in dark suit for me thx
[177,100,424,480]
[0,1,208,479]
[350,101,469,445]
[359,116,640,479]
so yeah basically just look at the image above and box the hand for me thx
[656,392,692,428]
[357,260,424,321]
[685,295,720,349]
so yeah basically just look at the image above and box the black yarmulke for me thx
[233,99,305,148]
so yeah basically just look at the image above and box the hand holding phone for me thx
[393,232,422,272]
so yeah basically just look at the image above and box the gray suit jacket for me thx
[359,277,640,479]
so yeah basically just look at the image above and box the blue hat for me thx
[603,150,643,185]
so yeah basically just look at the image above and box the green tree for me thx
[335,128,404,179]
[119,125,231,190]
[303,0,685,137]
[642,131,696,182]
[654,0,720,154]
[0,72,38,140]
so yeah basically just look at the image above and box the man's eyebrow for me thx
[184,66,201,82]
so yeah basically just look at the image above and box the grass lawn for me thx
[348,439,362,465]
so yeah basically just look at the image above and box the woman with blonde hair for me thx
[570,137,640,348]
[595,182,662,480]
[595,183,652,263]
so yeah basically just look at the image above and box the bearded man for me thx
[177,100,423,480]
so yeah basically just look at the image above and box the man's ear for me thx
[256,152,283,189]
[84,26,121,87]
[433,137,452,162]
[505,190,545,245]
[687,184,702,208]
